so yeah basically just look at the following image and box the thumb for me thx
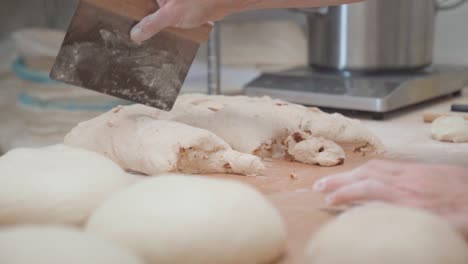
[130,6,178,44]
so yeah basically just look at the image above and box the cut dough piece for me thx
[65,105,265,176]
[86,175,287,264]
[300,112,381,153]
[305,203,468,264]
[285,131,346,166]
[0,145,132,226]
[169,94,383,163]
[0,226,143,264]
[431,116,468,143]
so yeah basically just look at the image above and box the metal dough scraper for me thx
[50,0,212,110]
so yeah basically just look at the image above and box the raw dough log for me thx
[65,105,265,176]
[0,145,132,226]
[305,203,468,264]
[86,175,287,264]
[169,94,383,164]
[431,116,468,143]
[0,226,143,264]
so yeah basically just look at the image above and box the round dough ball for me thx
[305,203,468,264]
[0,145,132,226]
[86,175,287,264]
[431,116,468,143]
[0,226,143,264]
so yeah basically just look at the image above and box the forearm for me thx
[131,0,365,43]
[236,0,364,11]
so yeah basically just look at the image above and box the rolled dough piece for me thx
[169,94,383,163]
[86,175,287,264]
[431,116,468,143]
[0,226,143,264]
[0,144,132,226]
[305,203,468,264]
[65,105,264,176]
[285,131,346,166]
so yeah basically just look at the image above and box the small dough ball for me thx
[86,175,287,264]
[305,203,468,264]
[0,145,132,226]
[431,116,468,143]
[0,226,143,264]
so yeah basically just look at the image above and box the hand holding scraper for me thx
[50,0,212,110]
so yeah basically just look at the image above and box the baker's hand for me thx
[130,0,365,44]
[130,0,236,44]
[314,160,468,235]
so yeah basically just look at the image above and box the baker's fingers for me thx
[325,179,395,206]
[313,173,355,193]
[156,0,170,7]
[314,167,374,193]
[364,159,405,176]
[131,6,178,44]
[314,159,410,193]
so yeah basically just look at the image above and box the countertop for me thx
[184,62,468,167]
[209,88,468,264]
[362,88,468,166]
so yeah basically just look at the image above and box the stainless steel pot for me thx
[306,0,467,72]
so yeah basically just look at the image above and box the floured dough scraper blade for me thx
[50,0,212,110]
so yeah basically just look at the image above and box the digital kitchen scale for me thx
[245,65,468,119]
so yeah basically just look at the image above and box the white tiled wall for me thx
[1,0,466,65]
[0,0,76,39]
[226,3,468,66]
[434,3,468,64]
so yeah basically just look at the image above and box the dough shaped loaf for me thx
[0,226,143,264]
[169,94,383,166]
[305,203,468,264]
[0,145,131,226]
[431,116,468,143]
[86,175,287,264]
[65,105,265,176]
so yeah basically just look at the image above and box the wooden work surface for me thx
[205,89,468,264]
[361,90,468,166]
[208,151,375,264]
